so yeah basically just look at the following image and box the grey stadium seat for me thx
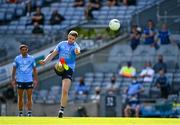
[156,44,179,71]
[132,45,156,70]
[108,44,132,65]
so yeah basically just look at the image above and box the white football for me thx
[109,19,121,31]
[55,62,64,72]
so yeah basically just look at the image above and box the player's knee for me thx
[62,88,68,95]
[27,95,32,100]
[124,107,130,112]
[135,107,140,112]
[18,99,23,105]
[18,96,23,100]
[124,108,128,114]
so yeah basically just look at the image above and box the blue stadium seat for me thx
[15,6,24,17]
[84,77,94,84]
[0,3,9,8]
[51,3,60,8]
[0,13,5,22]
[85,72,94,78]
[94,77,104,83]
[7,25,17,34]
[5,13,14,21]
[36,0,44,7]
[57,8,66,15]
[0,26,8,34]
[16,25,26,34]
[43,25,52,34]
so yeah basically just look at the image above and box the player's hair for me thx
[68,30,78,38]
[19,44,28,50]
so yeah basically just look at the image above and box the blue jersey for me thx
[13,54,36,82]
[54,41,80,71]
[127,82,143,96]
[158,30,170,44]
[143,28,156,44]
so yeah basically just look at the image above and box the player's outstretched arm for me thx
[39,50,58,65]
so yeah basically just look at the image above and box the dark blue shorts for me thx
[54,66,73,81]
[16,82,33,89]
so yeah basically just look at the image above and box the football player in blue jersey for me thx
[39,30,80,117]
[12,44,38,116]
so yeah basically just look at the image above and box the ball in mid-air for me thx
[109,19,121,31]
[55,62,64,73]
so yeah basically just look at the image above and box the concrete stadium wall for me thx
[4,100,98,117]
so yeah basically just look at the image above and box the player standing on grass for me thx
[39,30,81,118]
[11,44,38,116]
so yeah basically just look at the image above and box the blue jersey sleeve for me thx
[74,42,80,51]
[54,42,62,53]
[143,28,149,34]
[32,57,36,68]
[13,57,18,67]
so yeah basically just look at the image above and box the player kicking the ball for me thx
[39,30,80,118]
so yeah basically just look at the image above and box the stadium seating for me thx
[0,0,160,34]
[0,0,165,64]
[132,45,156,71]
[156,45,179,71]
[108,44,132,65]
